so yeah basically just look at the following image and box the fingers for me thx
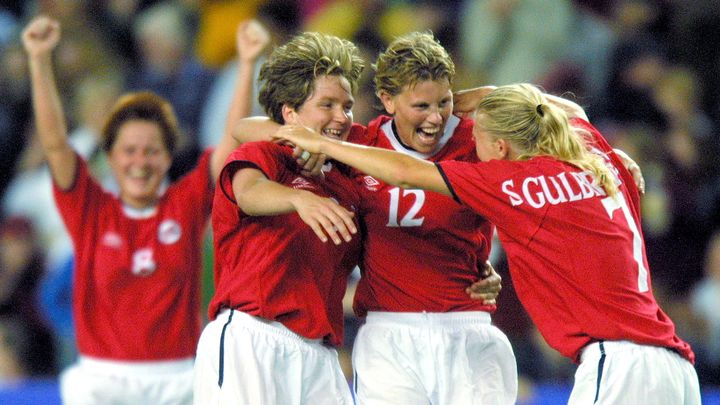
[466,262,502,305]
[236,19,270,61]
[294,147,326,176]
[296,193,357,245]
[628,163,646,194]
[22,16,60,52]
[313,206,357,245]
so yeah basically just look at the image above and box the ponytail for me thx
[476,84,617,196]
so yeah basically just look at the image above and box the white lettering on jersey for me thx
[387,187,425,227]
[131,248,157,277]
[502,171,607,209]
[158,219,181,245]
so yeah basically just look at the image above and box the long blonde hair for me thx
[476,83,617,196]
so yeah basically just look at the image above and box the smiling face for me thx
[108,119,172,208]
[381,78,452,153]
[283,75,355,141]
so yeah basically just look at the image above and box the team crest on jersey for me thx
[131,248,157,277]
[363,176,381,191]
[291,177,313,190]
[101,231,123,248]
[158,219,181,245]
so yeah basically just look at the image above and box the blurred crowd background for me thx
[1,0,719,400]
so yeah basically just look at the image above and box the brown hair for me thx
[101,92,179,153]
[258,32,365,124]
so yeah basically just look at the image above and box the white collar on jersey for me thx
[120,179,168,219]
[381,114,460,159]
[122,204,158,219]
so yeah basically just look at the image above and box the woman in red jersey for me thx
[193,31,364,405]
[229,31,511,405]
[272,83,701,405]
[22,16,268,405]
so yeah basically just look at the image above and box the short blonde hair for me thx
[373,31,454,97]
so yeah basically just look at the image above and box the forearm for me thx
[212,61,260,181]
[319,138,449,195]
[232,116,281,144]
[544,92,588,121]
[235,176,306,216]
[28,53,76,188]
[28,54,69,153]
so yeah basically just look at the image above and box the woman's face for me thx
[472,115,505,162]
[108,120,172,208]
[285,75,355,141]
[381,78,452,153]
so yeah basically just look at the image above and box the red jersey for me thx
[349,115,495,317]
[54,151,213,361]
[209,139,362,346]
[437,118,694,363]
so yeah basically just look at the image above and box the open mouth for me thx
[415,127,441,146]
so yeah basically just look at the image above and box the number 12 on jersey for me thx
[387,187,425,227]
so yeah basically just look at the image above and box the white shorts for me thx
[568,340,701,405]
[352,311,517,405]
[193,309,353,405]
[59,355,194,405]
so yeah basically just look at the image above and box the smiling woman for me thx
[21,15,264,405]
[101,94,174,209]
[193,31,365,405]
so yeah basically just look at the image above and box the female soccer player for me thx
[193,31,364,404]
[272,83,701,405]
[22,16,267,405]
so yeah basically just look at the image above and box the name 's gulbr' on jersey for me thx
[54,151,214,360]
[436,118,694,363]
[348,115,495,317]
[209,132,363,346]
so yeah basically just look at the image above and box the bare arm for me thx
[272,125,451,195]
[453,85,497,117]
[544,92,588,121]
[233,117,327,177]
[231,167,357,244]
[211,19,270,181]
[22,16,76,189]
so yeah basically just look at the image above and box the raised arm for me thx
[272,125,451,195]
[230,167,357,244]
[22,16,76,189]
[211,19,271,181]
